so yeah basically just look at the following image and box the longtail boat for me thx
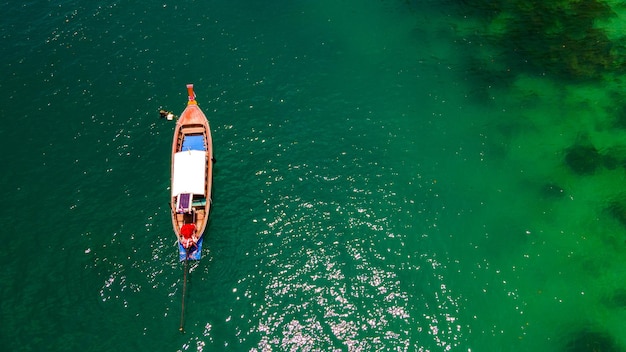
[171,84,214,261]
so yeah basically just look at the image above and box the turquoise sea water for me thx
[2,0,626,350]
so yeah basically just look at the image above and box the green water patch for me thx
[497,76,626,349]
[438,0,626,348]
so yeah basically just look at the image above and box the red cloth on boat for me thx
[181,224,196,238]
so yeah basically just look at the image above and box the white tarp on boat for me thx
[172,150,206,197]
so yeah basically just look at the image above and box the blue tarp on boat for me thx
[182,135,206,151]
[178,236,204,261]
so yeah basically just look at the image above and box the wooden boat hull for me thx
[170,84,214,260]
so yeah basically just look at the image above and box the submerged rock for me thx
[456,0,622,81]
[608,200,626,228]
[564,144,602,175]
[564,329,619,352]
